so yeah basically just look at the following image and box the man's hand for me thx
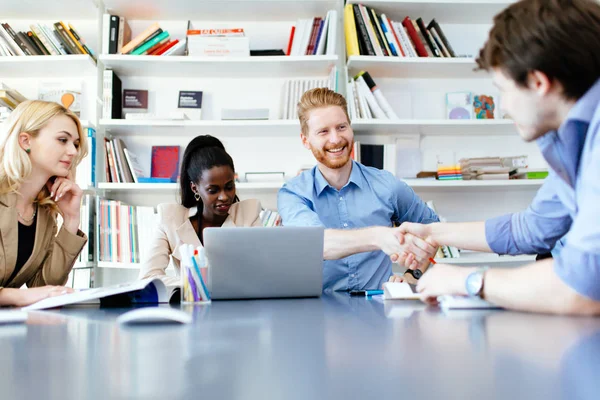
[391,223,439,270]
[387,271,419,285]
[416,264,473,305]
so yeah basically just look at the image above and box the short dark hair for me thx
[476,0,600,100]
[179,135,239,209]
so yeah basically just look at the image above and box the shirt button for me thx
[350,274,355,278]
[343,223,348,227]
[339,197,343,201]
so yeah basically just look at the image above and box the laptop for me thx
[203,226,324,300]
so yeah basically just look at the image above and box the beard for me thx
[310,138,353,169]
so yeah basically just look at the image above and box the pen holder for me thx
[181,245,211,304]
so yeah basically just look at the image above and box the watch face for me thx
[411,269,423,279]
[466,271,483,296]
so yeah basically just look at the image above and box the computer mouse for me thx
[117,307,192,325]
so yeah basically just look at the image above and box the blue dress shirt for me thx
[486,78,600,301]
[278,161,439,292]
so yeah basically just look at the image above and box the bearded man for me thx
[277,88,439,292]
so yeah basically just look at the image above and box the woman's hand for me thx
[0,286,74,307]
[46,175,83,234]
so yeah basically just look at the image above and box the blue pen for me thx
[349,290,384,296]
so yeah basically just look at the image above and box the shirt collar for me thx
[314,161,364,196]
[563,78,600,125]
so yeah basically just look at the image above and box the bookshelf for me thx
[98,181,284,192]
[347,56,486,79]
[434,252,536,265]
[345,0,514,24]
[100,119,302,137]
[353,119,516,135]
[0,55,97,77]
[100,55,339,78]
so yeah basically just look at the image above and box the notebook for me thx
[382,282,421,300]
[438,295,502,310]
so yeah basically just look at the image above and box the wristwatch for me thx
[465,266,489,297]
[404,268,422,280]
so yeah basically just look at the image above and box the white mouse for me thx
[117,307,192,325]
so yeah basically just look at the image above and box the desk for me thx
[1,295,599,400]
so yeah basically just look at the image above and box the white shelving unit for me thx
[0,55,97,78]
[346,0,513,24]
[353,119,516,135]
[100,55,339,78]
[434,252,536,265]
[347,56,486,79]
[100,119,301,137]
[97,262,142,270]
[98,181,284,192]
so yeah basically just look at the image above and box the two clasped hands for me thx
[382,222,466,305]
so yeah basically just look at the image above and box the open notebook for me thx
[23,278,180,311]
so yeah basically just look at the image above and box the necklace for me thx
[17,204,37,223]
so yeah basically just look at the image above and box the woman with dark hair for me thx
[139,135,262,286]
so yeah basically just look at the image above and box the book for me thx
[151,146,180,181]
[177,90,203,119]
[103,70,122,119]
[120,22,160,54]
[23,278,180,311]
[122,89,149,115]
[123,148,147,183]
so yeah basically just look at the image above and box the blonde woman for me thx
[0,100,88,307]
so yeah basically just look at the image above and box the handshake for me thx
[377,222,438,284]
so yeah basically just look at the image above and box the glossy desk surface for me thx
[1,295,599,400]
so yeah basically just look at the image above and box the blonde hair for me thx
[297,88,350,135]
[0,100,88,210]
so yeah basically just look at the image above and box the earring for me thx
[194,192,200,201]
[25,148,31,154]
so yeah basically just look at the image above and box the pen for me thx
[429,257,437,264]
[349,290,384,296]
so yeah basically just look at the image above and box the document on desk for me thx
[438,295,502,310]
[23,278,180,311]
[382,282,421,300]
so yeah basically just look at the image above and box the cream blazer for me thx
[0,192,87,290]
[139,199,262,286]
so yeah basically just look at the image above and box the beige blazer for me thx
[139,199,262,286]
[0,192,87,289]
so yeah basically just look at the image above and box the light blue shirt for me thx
[486,78,600,301]
[278,161,439,292]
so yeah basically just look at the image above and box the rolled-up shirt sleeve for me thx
[554,141,600,300]
[485,172,572,255]
[278,185,324,227]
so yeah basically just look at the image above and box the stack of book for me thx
[102,16,185,56]
[0,21,93,57]
[260,209,282,227]
[104,138,147,183]
[286,10,337,56]
[344,4,456,58]
[281,66,337,119]
[187,27,248,57]
[347,70,397,119]
[460,156,528,180]
[0,83,27,122]
[437,164,462,181]
[98,199,157,264]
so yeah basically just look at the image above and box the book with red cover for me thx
[151,146,180,182]
[148,39,172,55]
[155,39,179,55]
[402,16,428,57]
[286,26,295,56]
[305,17,322,55]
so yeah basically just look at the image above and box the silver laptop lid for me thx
[203,226,324,300]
